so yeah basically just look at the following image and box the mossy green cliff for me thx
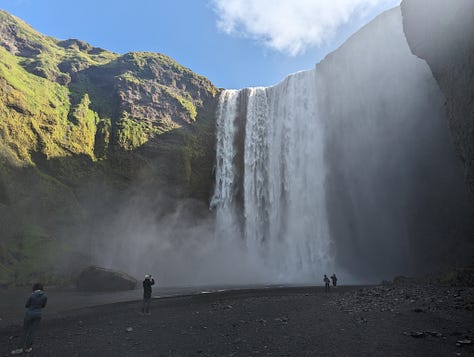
[0,10,220,285]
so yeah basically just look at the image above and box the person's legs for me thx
[11,317,30,354]
[145,298,151,314]
[20,315,32,349]
[24,317,41,349]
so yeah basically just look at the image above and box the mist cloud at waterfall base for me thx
[78,190,336,287]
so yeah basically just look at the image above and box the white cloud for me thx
[211,0,399,56]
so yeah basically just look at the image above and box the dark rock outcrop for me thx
[76,266,138,292]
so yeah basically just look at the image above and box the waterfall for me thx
[90,7,469,286]
[211,70,332,282]
[211,7,468,283]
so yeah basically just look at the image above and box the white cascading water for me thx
[211,70,332,282]
[211,89,241,240]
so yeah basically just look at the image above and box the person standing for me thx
[11,283,47,355]
[323,274,330,292]
[142,274,155,315]
[331,274,338,287]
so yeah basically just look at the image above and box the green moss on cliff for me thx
[166,89,198,121]
[94,118,112,158]
[67,94,98,159]
[0,46,70,162]
[116,112,152,150]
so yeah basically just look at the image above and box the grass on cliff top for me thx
[0,10,118,83]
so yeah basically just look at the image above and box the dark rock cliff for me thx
[318,6,472,280]
[401,0,474,198]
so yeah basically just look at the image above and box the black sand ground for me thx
[1,285,473,356]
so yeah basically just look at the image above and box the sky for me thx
[1,0,400,89]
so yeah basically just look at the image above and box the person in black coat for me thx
[11,283,47,355]
[142,274,155,315]
[323,274,330,292]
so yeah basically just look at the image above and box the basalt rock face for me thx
[401,0,474,198]
[0,10,219,285]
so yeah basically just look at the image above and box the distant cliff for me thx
[0,10,220,285]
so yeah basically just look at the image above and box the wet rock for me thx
[457,339,472,345]
[125,327,133,332]
[76,266,138,292]
[426,331,443,338]
[410,331,426,338]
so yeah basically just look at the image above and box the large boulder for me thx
[76,266,138,292]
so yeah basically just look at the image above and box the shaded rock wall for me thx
[401,0,474,198]
[318,7,471,280]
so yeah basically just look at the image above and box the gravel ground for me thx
[1,285,473,356]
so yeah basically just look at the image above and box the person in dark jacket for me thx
[323,274,330,292]
[11,283,47,355]
[141,275,155,315]
[331,274,338,287]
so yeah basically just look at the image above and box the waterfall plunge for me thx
[211,71,333,282]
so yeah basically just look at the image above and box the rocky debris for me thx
[329,282,474,315]
[426,331,443,338]
[125,327,134,333]
[75,266,138,292]
[408,331,426,338]
[436,269,474,287]
[403,330,444,338]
